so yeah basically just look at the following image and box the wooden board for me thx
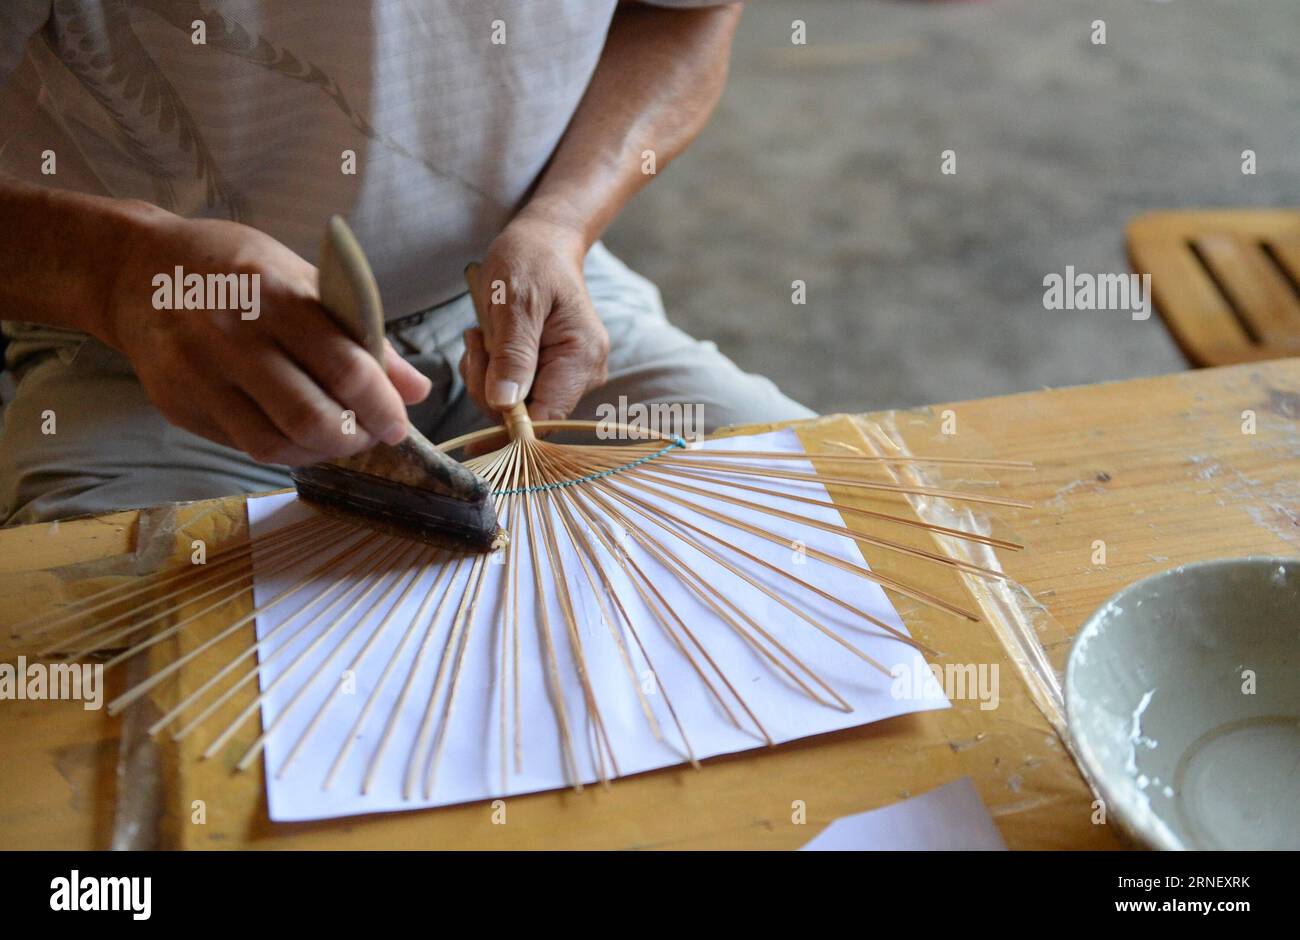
[145,413,1099,850]
[3,358,1298,849]
[1127,209,1300,366]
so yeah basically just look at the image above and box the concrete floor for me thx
[604,0,1300,415]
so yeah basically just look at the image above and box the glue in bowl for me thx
[1065,557,1300,850]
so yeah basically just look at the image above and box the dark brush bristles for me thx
[291,464,507,554]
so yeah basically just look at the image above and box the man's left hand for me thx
[460,216,609,422]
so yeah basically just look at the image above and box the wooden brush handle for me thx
[318,216,386,362]
[464,262,535,442]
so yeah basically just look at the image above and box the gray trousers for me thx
[0,243,813,525]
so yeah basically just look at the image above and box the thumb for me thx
[482,293,539,412]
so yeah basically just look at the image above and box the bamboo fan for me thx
[9,271,1032,806]
[11,426,1030,804]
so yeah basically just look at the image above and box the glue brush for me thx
[289,216,506,553]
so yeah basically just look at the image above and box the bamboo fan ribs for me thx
[12,411,1030,815]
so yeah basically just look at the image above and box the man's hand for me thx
[102,213,431,466]
[460,216,609,422]
[457,3,739,424]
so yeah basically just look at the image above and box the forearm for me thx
[516,2,742,249]
[0,175,165,340]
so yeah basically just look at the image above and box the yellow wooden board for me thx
[3,358,1298,849]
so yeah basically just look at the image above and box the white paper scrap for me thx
[800,777,1006,851]
[245,429,949,821]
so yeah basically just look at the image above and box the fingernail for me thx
[489,379,521,408]
[382,420,408,445]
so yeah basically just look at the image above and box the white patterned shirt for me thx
[1,0,715,318]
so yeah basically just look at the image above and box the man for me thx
[0,1,812,525]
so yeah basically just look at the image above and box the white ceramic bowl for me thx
[1066,557,1300,850]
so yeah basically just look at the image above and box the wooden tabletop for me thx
[2,358,1297,850]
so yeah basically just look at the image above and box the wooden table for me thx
[2,358,1297,850]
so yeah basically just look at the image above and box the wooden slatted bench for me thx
[1127,209,1300,367]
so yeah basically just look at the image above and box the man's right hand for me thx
[100,212,431,466]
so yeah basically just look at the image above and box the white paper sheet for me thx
[246,429,949,821]
[799,776,1006,850]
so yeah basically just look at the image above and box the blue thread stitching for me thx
[493,438,686,496]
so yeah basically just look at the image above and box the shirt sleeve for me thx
[0,1,51,85]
